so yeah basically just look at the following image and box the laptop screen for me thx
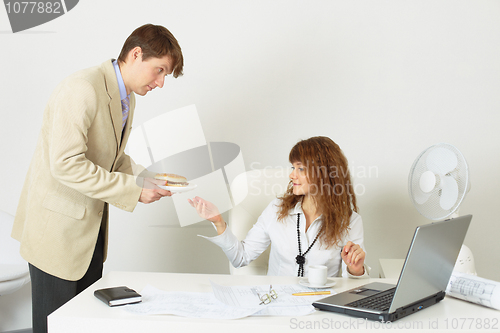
[388,215,472,312]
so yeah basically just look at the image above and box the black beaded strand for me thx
[295,213,322,277]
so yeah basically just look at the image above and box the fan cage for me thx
[408,143,469,220]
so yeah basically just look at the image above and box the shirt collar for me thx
[290,200,323,223]
[291,201,303,215]
[112,59,129,101]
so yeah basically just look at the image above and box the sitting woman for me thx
[188,136,369,278]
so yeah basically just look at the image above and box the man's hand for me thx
[139,178,172,204]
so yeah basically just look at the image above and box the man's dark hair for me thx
[118,24,184,78]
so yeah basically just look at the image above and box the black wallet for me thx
[94,286,142,306]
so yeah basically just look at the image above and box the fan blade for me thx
[440,175,459,210]
[426,147,458,175]
[419,170,436,193]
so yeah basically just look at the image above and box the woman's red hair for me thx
[277,136,358,248]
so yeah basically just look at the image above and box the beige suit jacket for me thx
[12,59,144,281]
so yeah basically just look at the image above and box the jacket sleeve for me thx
[48,77,142,211]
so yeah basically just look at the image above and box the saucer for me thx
[299,278,336,289]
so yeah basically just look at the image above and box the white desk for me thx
[49,271,500,333]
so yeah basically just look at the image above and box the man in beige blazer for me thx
[12,24,184,333]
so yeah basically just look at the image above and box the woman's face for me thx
[289,162,313,196]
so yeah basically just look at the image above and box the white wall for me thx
[1,0,499,330]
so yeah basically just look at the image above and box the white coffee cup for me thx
[308,265,328,286]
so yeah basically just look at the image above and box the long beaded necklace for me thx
[295,213,322,277]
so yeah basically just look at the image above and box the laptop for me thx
[313,215,472,322]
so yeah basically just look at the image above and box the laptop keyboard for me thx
[346,288,396,311]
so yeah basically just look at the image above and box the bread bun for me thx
[154,173,189,187]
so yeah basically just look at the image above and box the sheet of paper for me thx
[446,271,500,310]
[123,285,262,319]
[210,281,336,315]
[253,305,315,316]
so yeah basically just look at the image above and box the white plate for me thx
[158,183,197,193]
[299,278,336,289]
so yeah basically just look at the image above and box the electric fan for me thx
[408,143,476,274]
[408,143,469,220]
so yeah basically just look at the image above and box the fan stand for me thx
[448,209,477,275]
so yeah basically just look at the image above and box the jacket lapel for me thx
[101,59,123,149]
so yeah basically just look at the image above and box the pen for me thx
[292,291,331,296]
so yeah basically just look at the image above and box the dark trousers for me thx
[29,228,104,333]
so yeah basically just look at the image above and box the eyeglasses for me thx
[257,285,278,305]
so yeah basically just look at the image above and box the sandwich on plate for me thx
[154,173,189,187]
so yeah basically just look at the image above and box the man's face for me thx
[126,53,174,96]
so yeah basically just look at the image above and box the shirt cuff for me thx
[347,263,371,279]
[197,222,237,249]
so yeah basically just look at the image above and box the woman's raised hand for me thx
[187,196,226,234]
